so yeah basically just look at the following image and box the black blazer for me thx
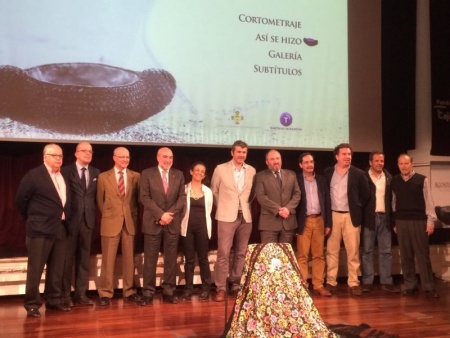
[324,165,370,227]
[61,162,100,234]
[15,164,71,238]
[296,173,331,234]
[362,169,392,230]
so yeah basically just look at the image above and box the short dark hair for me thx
[397,153,413,162]
[231,140,248,152]
[298,152,313,163]
[334,143,352,156]
[369,151,384,162]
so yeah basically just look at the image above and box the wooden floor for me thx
[1,279,450,338]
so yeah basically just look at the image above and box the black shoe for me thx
[162,294,178,304]
[425,290,439,298]
[98,297,111,306]
[180,291,192,301]
[402,288,419,296]
[73,295,94,306]
[45,303,72,312]
[62,297,74,307]
[198,291,210,301]
[138,295,153,306]
[26,308,41,318]
[325,283,337,293]
[361,284,372,292]
[125,294,141,302]
[381,284,400,293]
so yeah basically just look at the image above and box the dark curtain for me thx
[430,0,450,156]
[381,0,417,171]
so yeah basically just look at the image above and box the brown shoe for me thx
[214,290,226,302]
[315,287,332,297]
[350,285,362,296]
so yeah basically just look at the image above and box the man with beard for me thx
[255,149,300,243]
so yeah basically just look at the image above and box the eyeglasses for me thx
[77,149,94,154]
[45,154,63,159]
[114,155,130,159]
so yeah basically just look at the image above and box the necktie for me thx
[275,171,282,188]
[80,167,87,192]
[162,170,168,194]
[118,170,125,197]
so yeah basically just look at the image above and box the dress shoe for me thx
[350,286,362,296]
[74,295,94,305]
[198,291,210,301]
[325,283,337,293]
[314,287,332,297]
[214,290,226,302]
[162,294,178,304]
[402,288,419,296]
[26,308,41,318]
[180,291,192,301]
[62,297,74,307]
[45,303,72,312]
[138,295,153,306]
[381,284,400,293]
[98,297,111,306]
[425,290,439,298]
[125,294,141,302]
[361,284,372,292]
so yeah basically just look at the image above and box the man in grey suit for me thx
[139,147,186,305]
[211,140,256,302]
[255,149,301,243]
[61,142,99,306]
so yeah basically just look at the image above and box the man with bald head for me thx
[61,142,100,306]
[255,149,301,243]
[96,147,141,306]
[139,147,186,305]
[16,143,72,317]
[392,154,438,298]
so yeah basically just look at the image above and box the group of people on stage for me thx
[15,140,439,319]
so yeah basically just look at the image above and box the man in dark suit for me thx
[15,143,72,317]
[255,149,300,243]
[96,147,141,306]
[60,142,100,306]
[296,152,332,297]
[324,143,370,296]
[139,147,186,305]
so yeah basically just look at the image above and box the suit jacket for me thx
[296,173,331,234]
[61,162,100,234]
[96,168,140,237]
[210,160,256,223]
[362,169,392,230]
[255,169,300,231]
[140,166,186,235]
[15,164,71,239]
[324,165,370,227]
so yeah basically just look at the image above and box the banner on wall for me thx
[430,1,450,156]
[431,162,450,227]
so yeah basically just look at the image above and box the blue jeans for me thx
[362,214,393,285]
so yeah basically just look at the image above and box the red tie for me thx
[162,170,168,194]
[118,170,125,197]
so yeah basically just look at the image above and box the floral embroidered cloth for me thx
[222,242,339,338]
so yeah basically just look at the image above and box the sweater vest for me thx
[391,173,427,220]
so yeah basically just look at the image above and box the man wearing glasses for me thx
[61,142,100,306]
[96,147,141,306]
[15,143,72,317]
